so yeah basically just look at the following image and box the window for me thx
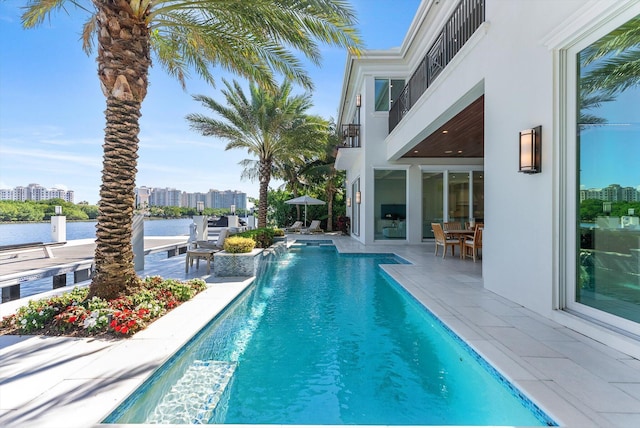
[375,170,407,240]
[374,78,405,111]
[574,14,640,324]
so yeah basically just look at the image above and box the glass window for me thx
[375,170,406,240]
[422,173,444,239]
[374,78,405,112]
[351,179,360,236]
[472,171,484,223]
[448,172,470,224]
[375,79,390,111]
[575,15,640,323]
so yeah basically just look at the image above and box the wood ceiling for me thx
[401,95,484,158]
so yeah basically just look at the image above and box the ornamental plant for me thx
[0,276,206,337]
[223,236,256,253]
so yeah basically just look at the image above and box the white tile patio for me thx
[0,234,639,427]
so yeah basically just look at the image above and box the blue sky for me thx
[579,75,640,192]
[0,0,421,204]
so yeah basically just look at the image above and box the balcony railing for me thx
[389,0,485,132]
[339,124,361,148]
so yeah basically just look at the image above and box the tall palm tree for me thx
[20,0,361,299]
[302,120,343,231]
[187,79,324,227]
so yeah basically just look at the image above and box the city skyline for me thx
[0,0,422,205]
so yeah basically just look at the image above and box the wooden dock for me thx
[0,237,189,302]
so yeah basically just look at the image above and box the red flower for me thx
[68,316,77,323]
[120,326,129,334]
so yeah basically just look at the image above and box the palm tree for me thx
[187,79,325,227]
[20,0,361,299]
[578,15,640,127]
[302,120,344,232]
[579,15,640,97]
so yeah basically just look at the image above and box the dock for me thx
[0,237,189,302]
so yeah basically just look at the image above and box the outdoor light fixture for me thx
[54,206,62,215]
[355,191,361,204]
[197,201,204,215]
[346,197,351,207]
[356,94,361,108]
[518,126,542,174]
[603,201,612,215]
[230,204,236,215]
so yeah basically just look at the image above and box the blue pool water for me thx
[106,245,555,426]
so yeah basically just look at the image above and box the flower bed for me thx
[0,276,207,338]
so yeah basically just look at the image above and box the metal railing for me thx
[389,0,485,132]
[339,124,361,148]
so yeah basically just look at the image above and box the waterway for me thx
[0,218,194,300]
[0,218,193,246]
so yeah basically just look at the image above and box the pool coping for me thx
[1,235,639,427]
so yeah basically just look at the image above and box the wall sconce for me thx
[355,191,361,204]
[518,125,542,174]
[54,206,62,215]
[346,197,351,207]
[356,94,361,108]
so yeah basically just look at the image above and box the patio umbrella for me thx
[284,195,326,226]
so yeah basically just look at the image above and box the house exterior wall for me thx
[337,0,640,354]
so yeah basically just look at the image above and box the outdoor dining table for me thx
[444,229,475,259]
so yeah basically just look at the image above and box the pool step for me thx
[145,360,237,424]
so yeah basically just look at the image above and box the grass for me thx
[0,276,207,338]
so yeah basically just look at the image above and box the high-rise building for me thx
[0,184,74,203]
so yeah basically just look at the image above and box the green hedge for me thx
[235,228,276,248]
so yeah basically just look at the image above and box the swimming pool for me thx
[105,244,555,425]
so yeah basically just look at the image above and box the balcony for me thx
[335,124,361,170]
[389,0,485,133]
[339,124,361,149]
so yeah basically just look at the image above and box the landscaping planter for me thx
[213,249,264,277]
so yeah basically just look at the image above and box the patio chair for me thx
[432,223,460,258]
[443,221,462,231]
[300,220,323,234]
[284,221,303,232]
[462,224,483,262]
[194,228,230,251]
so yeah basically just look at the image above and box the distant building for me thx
[580,184,640,203]
[136,187,247,211]
[0,183,74,203]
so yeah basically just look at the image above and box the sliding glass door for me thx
[422,169,483,239]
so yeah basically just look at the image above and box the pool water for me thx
[106,245,555,426]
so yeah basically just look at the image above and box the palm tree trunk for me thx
[90,98,141,298]
[258,159,272,227]
[88,1,150,300]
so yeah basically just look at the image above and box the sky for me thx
[0,0,421,205]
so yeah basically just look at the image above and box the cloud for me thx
[0,147,101,167]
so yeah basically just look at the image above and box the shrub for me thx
[223,236,256,253]
[273,228,285,237]
[235,227,275,248]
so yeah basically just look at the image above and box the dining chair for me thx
[462,224,483,262]
[443,221,462,231]
[432,223,460,258]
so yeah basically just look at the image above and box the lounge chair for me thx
[284,221,303,232]
[300,220,323,234]
[195,228,229,251]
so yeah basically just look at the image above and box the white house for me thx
[335,0,640,357]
